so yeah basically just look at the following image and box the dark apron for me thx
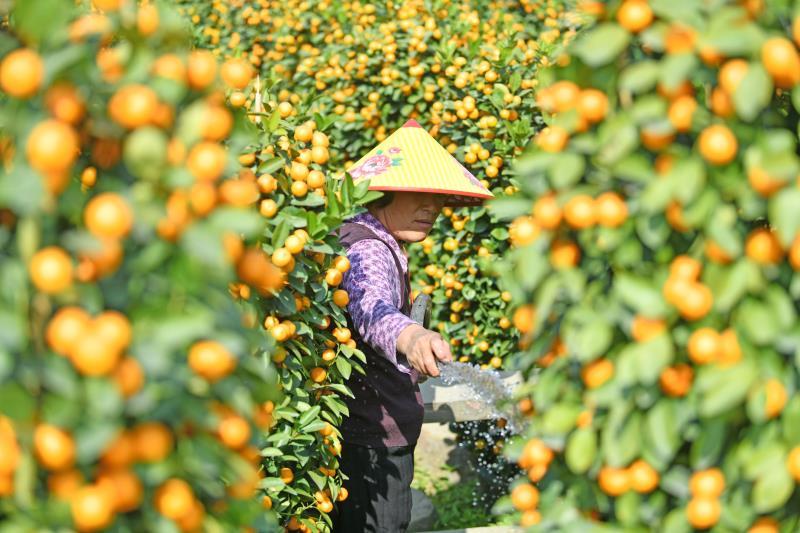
[337,222,425,448]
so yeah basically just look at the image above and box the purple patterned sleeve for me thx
[342,239,415,368]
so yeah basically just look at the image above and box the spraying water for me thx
[410,295,532,511]
[411,293,525,433]
[437,361,524,434]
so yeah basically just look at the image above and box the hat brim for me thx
[367,185,492,207]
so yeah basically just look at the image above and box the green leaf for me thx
[733,63,773,122]
[682,188,719,228]
[258,477,286,491]
[487,197,531,221]
[307,470,327,490]
[742,441,786,480]
[0,350,12,383]
[272,207,307,228]
[340,174,354,209]
[209,207,265,238]
[615,336,673,387]
[752,468,794,513]
[690,419,726,469]
[782,396,800,446]
[335,356,351,380]
[302,420,327,433]
[0,32,17,59]
[0,383,35,421]
[639,175,674,213]
[705,204,741,258]
[258,157,285,175]
[271,219,291,249]
[616,492,641,527]
[614,273,669,317]
[596,116,639,166]
[541,404,581,436]
[635,335,673,385]
[644,400,680,466]
[650,0,703,21]
[792,85,800,114]
[297,405,321,428]
[490,87,506,110]
[670,158,706,206]
[619,61,660,94]
[747,381,771,424]
[325,383,355,399]
[658,53,698,91]
[85,379,123,420]
[768,188,800,248]
[355,190,384,207]
[602,407,641,467]
[75,424,119,464]
[123,127,169,181]
[0,163,44,216]
[565,427,596,474]
[180,222,225,269]
[764,285,796,331]
[713,260,753,313]
[572,23,630,67]
[759,128,797,153]
[260,447,283,457]
[11,0,74,44]
[490,227,509,241]
[514,246,548,291]
[513,152,553,176]
[562,312,612,363]
[736,299,780,346]
[613,154,655,183]
[548,152,585,190]
[268,108,281,132]
[696,360,757,418]
[0,310,24,351]
[662,509,692,533]
[703,11,764,56]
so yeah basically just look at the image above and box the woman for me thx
[331,120,492,532]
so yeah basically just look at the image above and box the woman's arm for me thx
[343,240,452,376]
[342,239,416,367]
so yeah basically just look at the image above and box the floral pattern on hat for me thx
[456,160,484,189]
[348,148,403,179]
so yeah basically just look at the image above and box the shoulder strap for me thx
[338,222,382,248]
[338,222,411,315]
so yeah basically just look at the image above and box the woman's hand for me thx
[396,324,453,377]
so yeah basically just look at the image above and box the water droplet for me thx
[438,362,524,432]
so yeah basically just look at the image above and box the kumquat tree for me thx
[8,0,800,532]
[181,0,580,513]
[0,0,375,531]
[495,0,800,531]
[0,1,281,530]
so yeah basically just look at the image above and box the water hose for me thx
[410,292,432,329]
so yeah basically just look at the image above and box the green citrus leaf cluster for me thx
[0,1,369,531]
[497,1,800,530]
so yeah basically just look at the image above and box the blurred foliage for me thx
[493,0,800,531]
[0,0,374,531]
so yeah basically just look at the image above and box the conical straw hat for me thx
[342,119,493,207]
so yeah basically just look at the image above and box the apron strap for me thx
[338,222,411,315]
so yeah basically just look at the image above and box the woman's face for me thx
[371,192,446,243]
